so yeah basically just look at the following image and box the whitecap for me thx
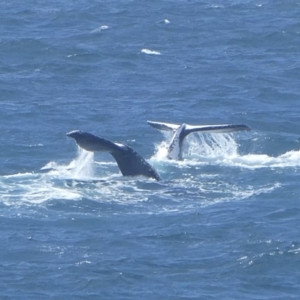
[141,49,161,55]
[157,19,170,25]
[91,25,109,34]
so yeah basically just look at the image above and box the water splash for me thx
[152,132,239,162]
[69,148,95,179]
[151,132,300,169]
[187,133,238,158]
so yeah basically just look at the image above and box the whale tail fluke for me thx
[147,121,180,132]
[67,130,161,181]
[147,121,251,160]
[147,121,250,134]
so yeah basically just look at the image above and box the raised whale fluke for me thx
[67,130,161,181]
[147,121,251,160]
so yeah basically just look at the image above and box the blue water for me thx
[1,0,300,299]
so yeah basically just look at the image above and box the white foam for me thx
[0,134,298,211]
[0,149,96,205]
[141,49,161,55]
[1,173,82,206]
[229,150,300,169]
[91,25,109,33]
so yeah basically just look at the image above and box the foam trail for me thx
[229,150,300,169]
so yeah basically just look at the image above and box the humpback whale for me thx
[67,130,161,181]
[147,121,251,160]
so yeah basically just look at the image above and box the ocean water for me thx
[1,0,300,299]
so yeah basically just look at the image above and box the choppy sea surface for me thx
[1,0,300,299]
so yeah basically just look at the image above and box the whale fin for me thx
[147,121,180,132]
[67,130,161,181]
[184,124,251,135]
[147,121,250,134]
[147,121,251,160]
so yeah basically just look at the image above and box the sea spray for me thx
[71,148,95,179]
[187,133,238,158]
[152,132,239,161]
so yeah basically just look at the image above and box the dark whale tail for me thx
[147,121,251,160]
[67,130,161,181]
